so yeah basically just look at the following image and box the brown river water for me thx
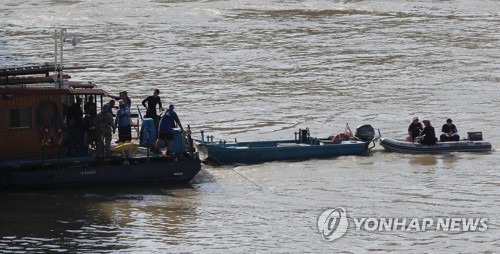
[0,0,499,252]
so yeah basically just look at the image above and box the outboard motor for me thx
[355,124,375,141]
[299,128,309,143]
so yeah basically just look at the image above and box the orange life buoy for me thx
[332,133,350,144]
[42,128,63,148]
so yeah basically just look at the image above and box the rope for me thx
[209,155,263,191]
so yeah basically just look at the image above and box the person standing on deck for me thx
[66,97,85,151]
[109,91,131,108]
[142,89,163,126]
[67,97,84,129]
[115,100,132,143]
[84,95,97,119]
[154,104,183,155]
[106,99,116,117]
[83,95,98,149]
[95,104,116,155]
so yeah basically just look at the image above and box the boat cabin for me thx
[0,65,108,161]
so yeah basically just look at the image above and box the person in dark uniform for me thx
[106,99,116,116]
[83,95,98,149]
[67,97,84,129]
[142,89,163,125]
[420,120,437,145]
[84,95,97,118]
[66,97,85,153]
[154,104,183,155]
[440,118,460,142]
[407,116,423,142]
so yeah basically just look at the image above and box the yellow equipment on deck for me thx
[111,142,137,156]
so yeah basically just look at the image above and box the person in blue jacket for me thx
[109,91,131,108]
[114,100,132,143]
[154,104,183,155]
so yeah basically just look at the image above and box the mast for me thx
[53,28,78,87]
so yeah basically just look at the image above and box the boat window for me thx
[9,108,32,129]
[0,110,8,131]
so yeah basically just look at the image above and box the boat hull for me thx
[0,155,201,190]
[197,139,370,164]
[379,137,492,154]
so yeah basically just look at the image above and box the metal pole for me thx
[60,28,64,72]
[54,29,58,75]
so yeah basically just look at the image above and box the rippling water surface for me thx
[1,0,499,252]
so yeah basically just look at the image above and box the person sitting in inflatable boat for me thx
[419,120,437,145]
[440,118,460,142]
[407,116,423,142]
